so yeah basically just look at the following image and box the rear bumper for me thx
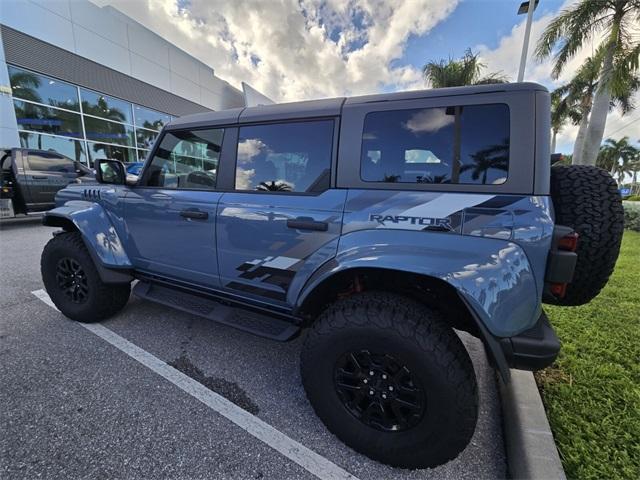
[499,311,560,371]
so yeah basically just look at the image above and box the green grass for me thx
[537,230,640,480]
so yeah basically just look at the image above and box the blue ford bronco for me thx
[40,83,623,468]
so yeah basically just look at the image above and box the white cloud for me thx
[101,0,459,102]
[476,0,640,153]
[403,108,454,133]
[99,0,639,152]
[237,138,266,164]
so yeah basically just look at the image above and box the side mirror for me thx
[94,159,125,185]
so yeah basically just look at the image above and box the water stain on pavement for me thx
[168,354,260,415]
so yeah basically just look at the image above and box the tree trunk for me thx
[551,129,557,153]
[572,110,589,164]
[581,20,619,166]
[582,81,613,166]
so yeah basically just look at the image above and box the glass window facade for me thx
[8,65,79,110]
[84,116,135,146]
[80,88,133,124]
[8,65,173,166]
[134,105,171,130]
[87,142,138,164]
[13,100,83,138]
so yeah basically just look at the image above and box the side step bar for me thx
[133,281,300,341]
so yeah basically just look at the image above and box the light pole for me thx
[517,0,539,82]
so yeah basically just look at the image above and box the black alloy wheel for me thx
[301,292,479,468]
[55,257,89,304]
[334,350,426,432]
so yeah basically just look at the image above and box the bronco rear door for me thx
[216,107,345,308]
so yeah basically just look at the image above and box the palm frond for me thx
[536,0,618,78]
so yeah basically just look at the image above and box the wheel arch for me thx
[297,266,475,332]
[42,214,78,231]
[295,265,511,381]
[42,202,133,283]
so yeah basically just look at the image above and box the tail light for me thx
[549,282,567,297]
[558,231,579,252]
[549,231,579,298]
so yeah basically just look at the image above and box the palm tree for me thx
[460,139,509,184]
[596,137,638,183]
[423,51,506,183]
[9,71,42,103]
[256,180,293,192]
[423,49,508,88]
[82,96,126,123]
[536,0,640,166]
[550,86,581,153]
[628,151,640,194]
[550,53,638,164]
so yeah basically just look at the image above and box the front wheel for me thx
[41,231,130,322]
[300,292,478,469]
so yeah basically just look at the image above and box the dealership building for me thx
[0,0,271,165]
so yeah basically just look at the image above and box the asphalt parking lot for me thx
[0,219,506,479]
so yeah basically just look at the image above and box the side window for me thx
[145,128,223,190]
[361,104,510,185]
[26,151,75,173]
[235,120,333,193]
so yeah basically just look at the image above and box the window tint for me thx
[80,88,133,124]
[14,100,83,139]
[19,132,87,164]
[8,66,79,111]
[361,104,510,185]
[134,105,171,130]
[145,129,223,190]
[235,120,333,193]
[27,151,75,172]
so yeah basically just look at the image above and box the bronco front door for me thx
[124,127,226,287]
[216,119,346,307]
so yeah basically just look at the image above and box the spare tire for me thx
[548,165,624,306]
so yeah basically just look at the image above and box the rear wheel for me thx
[301,292,478,469]
[549,165,624,306]
[41,231,130,322]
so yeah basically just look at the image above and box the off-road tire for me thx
[549,165,624,306]
[41,231,130,322]
[300,292,478,469]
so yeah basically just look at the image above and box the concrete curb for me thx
[500,370,566,480]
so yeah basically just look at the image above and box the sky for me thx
[100,0,639,155]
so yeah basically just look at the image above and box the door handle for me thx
[151,193,172,200]
[31,175,47,180]
[286,217,328,232]
[180,209,208,220]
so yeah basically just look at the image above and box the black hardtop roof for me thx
[166,82,547,130]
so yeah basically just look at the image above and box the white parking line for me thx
[31,289,359,480]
